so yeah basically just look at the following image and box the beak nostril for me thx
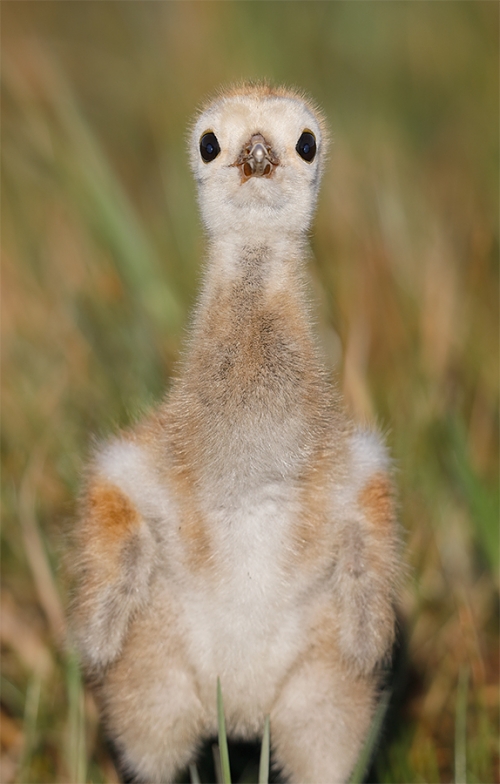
[233,133,279,181]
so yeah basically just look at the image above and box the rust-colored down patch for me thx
[75,481,144,588]
[358,473,395,530]
[86,481,142,547]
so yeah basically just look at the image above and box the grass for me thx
[210,681,270,784]
[349,691,392,784]
[258,717,270,784]
[455,667,470,784]
[1,2,498,782]
[217,679,232,784]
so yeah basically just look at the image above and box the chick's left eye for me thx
[296,131,316,162]
[200,132,221,162]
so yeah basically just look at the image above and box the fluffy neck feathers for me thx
[164,235,341,494]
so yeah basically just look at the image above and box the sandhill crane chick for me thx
[69,83,401,784]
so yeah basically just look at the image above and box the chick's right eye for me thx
[200,132,221,162]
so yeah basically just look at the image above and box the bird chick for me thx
[69,83,401,783]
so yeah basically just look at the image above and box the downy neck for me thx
[167,232,336,492]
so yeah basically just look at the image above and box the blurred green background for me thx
[1,2,498,782]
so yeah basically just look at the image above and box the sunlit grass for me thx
[349,691,391,784]
[217,679,232,784]
[258,716,270,784]
[1,2,498,782]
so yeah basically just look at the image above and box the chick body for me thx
[70,83,400,783]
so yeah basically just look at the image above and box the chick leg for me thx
[271,652,375,784]
[102,653,206,784]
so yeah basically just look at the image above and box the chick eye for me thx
[200,132,221,162]
[296,131,316,162]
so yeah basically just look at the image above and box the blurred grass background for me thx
[1,2,498,782]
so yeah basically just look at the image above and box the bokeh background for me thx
[1,2,498,782]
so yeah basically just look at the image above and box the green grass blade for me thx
[22,52,183,333]
[213,743,223,784]
[258,715,270,784]
[65,650,87,784]
[189,762,202,784]
[349,690,391,784]
[19,670,42,783]
[455,666,469,784]
[0,675,25,716]
[217,677,232,784]
[449,419,499,575]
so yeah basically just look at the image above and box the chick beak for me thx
[236,134,278,181]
